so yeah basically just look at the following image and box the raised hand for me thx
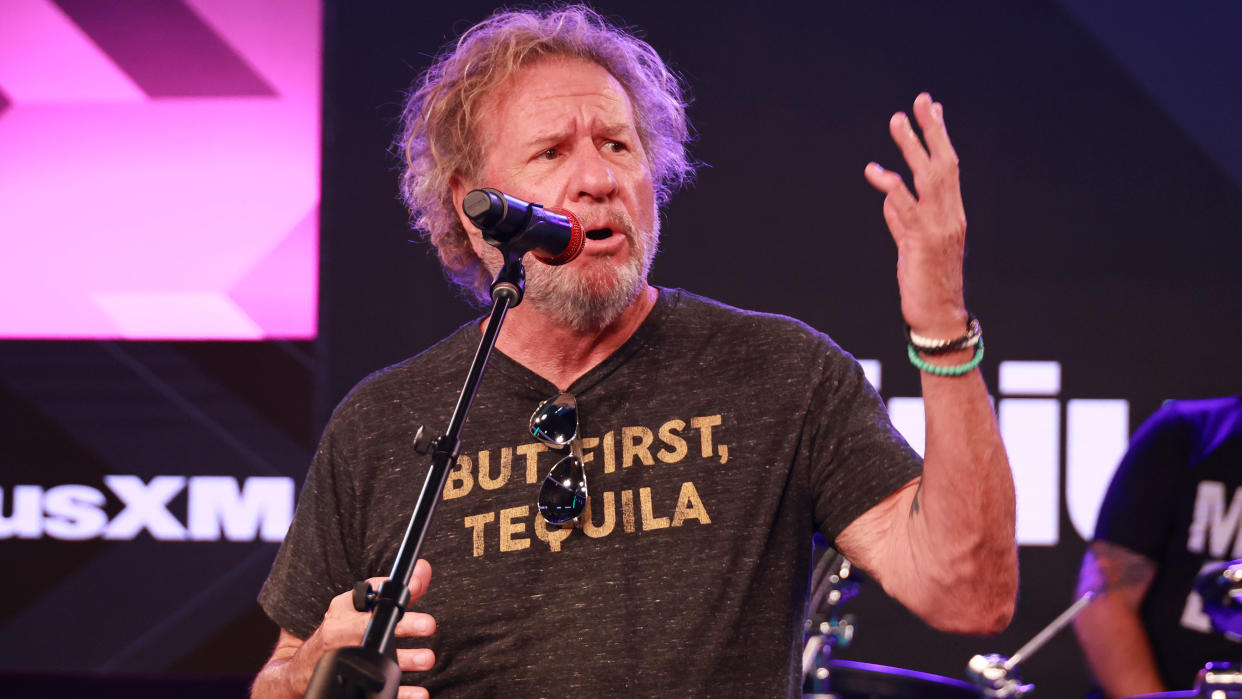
[863,92,969,340]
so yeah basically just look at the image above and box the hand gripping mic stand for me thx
[304,200,534,699]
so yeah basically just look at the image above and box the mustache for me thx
[570,208,638,240]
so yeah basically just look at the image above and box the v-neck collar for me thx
[467,287,681,400]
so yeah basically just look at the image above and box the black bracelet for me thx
[904,313,981,355]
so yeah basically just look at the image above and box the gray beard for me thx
[483,212,658,332]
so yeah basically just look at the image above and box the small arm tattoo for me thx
[1081,540,1157,600]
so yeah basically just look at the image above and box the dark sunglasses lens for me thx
[529,392,578,446]
[538,455,587,524]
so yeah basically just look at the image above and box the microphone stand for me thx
[304,249,527,699]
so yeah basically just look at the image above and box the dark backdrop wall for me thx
[2,1,1240,697]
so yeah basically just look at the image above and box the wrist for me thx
[272,642,314,699]
[906,313,980,354]
[906,307,969,340]
[288,650,315,698]
[252,658,304,699]
[905,312,984,376]
[916,345,974,366]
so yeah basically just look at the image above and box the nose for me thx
[567,147,618,203]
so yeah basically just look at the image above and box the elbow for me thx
[972,553,1019,634]
[924,544,1019,635]
[928,592,1014,635]
[960,549,1019,635]
[970,590,1017,635]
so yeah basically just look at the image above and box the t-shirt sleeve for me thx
[807,344,923,545]
[258,413,363,640]
[1093,402,1189,558]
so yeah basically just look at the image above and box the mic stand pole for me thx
[305,250,527,699]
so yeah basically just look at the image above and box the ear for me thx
[449,174,490,259]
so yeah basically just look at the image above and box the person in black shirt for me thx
[1075,396,1242,698]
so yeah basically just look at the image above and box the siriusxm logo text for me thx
[0,476,293,542]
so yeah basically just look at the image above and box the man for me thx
[1074,396,1242,698]
[253,6,1018,698]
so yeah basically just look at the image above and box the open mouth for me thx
[585,228,613,241]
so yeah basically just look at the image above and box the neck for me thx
[484,285,659,391]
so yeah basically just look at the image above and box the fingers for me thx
[399,559,436,636]
[880,93,960,199]
[911,92,958,166]
[398,647,437,672]
[350,559,432,613]
[396,611,437,637]
[291,568,437,697]
[409,558,433,602]
[888,111,929,172]
[320,562,436,646]
[863,163,919,228]
[866,93,964,224]
[398,687,430,699]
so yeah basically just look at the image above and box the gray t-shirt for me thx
[259,288,922,697]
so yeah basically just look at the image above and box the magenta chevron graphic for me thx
[53,0,277,98]
[0,0,321,339]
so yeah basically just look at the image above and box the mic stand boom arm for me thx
[305,251,527,699]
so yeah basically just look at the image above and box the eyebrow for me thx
[523,129,570,148]
[596,122,633,139]
[523,121,634,148]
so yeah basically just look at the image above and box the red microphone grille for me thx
[534,208,585,265]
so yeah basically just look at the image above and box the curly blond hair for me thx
[397,4,694,305]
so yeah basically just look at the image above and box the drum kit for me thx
[802,553,1242,699]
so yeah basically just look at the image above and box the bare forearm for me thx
[1074,598,1164,698]
[908,359,1017,631]
[1074,542,1163,698]
[838,361,1017,633]
[249,645,310,699]
[251,655,301,699]
[252,628,319,699]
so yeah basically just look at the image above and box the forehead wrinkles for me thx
[475,58,637,158]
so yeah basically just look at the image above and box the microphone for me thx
[462,188,584,265]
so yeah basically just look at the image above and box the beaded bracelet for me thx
[905,313,982,355]
[907,338,985,376]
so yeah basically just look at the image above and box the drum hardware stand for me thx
[1129,561,1242,699]
[967,590,1096,698]
[1197,560,1242,641]
[1183,560,1242,698]
[803,548,983,698]
[803,549,860,688]
[1186,662,1242,699]
[809,550,860,612]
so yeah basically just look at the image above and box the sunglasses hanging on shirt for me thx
[529,392,588,525]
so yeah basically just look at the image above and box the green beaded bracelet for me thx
[907,338,984,376]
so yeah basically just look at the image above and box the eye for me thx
[603,140,627,153]
[536,148,558,161]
